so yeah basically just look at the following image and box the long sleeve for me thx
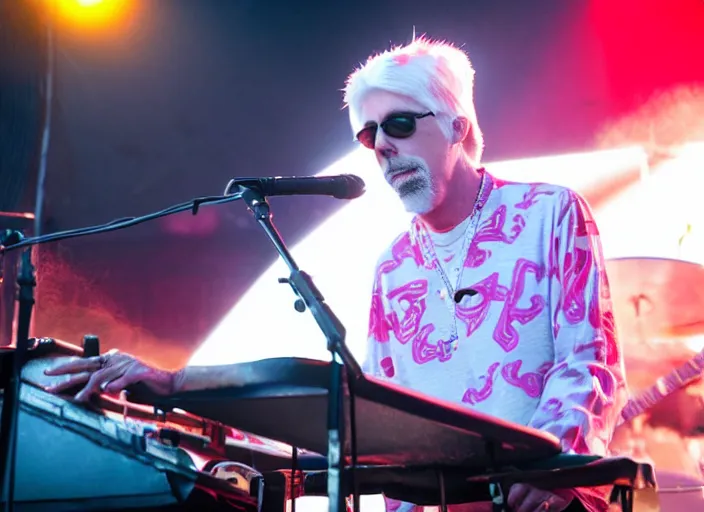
[362,259,392,379]
[528,190,628,512]
[528,189,627,454]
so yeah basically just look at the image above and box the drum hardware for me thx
[606,257,704,342]
[608,256,704,433]
[606,256,704,509]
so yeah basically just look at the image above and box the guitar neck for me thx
[621,350,704,423]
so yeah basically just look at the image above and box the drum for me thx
[610,421,704,510]
[0,338,263,511]
[656,471,704,510]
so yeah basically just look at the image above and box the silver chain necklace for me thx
[412,170,490,356]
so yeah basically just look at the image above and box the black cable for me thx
[0,194,240,255]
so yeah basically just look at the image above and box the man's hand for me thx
[43,351,177,402]
[507,484,573,512]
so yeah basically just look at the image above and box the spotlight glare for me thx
[189,146,650,368]
[54,0,134,33]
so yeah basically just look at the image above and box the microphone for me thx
[226,174,366,200]
[454,288,477,304]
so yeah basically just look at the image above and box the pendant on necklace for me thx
[440,334,459,357]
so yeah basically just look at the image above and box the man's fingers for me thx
[74,362,130,402]
[507,484,531,510]
[515,489,547,512]
[509,484,565,512]
[104,371,142,395]
[41,352,156,402]
[44,372,91,394]
[44,356,101,376]
[516,488,568,512]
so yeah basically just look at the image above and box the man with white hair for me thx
[342,37,627,512]
[45,38,626,512]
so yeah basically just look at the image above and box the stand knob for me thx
[278,277,307,312]
[82,334,100,358]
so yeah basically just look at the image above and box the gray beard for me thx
[397,176,427,197]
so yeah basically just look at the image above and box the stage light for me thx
[189,145,649,368]
[54,0,134,32]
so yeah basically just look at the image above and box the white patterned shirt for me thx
[363,171,628,512]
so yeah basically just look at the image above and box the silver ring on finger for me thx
[100,380,110,391]
[99,349,119,370]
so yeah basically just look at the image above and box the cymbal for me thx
[606,257,704,341]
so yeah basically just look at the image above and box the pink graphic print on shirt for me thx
[515,183,556,210]
[411,323,454,364]
[377,233,427,281]
[455,272,509,337]
[464,205,525,268]
[493,258,547,352]
[462,362,501,404]
[501,360,553,398]
[379,356,395,378]
[386,279,428,345]
[368,235,427,342]
[562,246,592,325]
[559,192,593,325]
[541,397,566,423]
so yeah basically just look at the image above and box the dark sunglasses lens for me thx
[383,116,416,138]
[356,126,377,149]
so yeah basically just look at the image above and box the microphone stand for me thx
[0,233,35,512]
[237,185,362,512]
[0,183,366,512]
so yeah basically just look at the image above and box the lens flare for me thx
[54,0,136,34]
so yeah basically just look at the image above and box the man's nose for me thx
[375,131,398,159]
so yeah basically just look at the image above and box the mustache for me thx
[384,159,425,181]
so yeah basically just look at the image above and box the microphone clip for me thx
[454,288,477,304]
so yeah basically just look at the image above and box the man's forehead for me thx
[359,90,426,121]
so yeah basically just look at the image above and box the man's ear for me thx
[451,116,470,145]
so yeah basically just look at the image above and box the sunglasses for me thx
[355,111,435,149]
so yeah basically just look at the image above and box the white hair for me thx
[343,37,484,166]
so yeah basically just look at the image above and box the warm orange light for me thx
[53,0,134,33]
